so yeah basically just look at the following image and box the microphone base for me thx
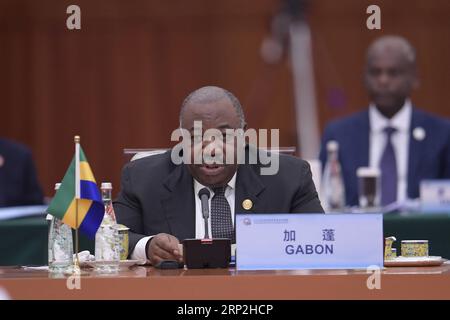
[183,238,231,269]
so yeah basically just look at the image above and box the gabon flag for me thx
[47,137,104,238]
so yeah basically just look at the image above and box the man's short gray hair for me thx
[179,86,246,128]
[367,35,416,66]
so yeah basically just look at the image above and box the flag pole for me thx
[73,135,81,275]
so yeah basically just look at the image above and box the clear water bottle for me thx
[48,183,74,273]
[95,182,120,273]
[321,141,346,212]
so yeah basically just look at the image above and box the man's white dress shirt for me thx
[131,173,237,260]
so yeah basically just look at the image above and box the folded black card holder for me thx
[183,238,231,269]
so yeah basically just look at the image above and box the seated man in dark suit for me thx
[0,138,44,207]
[320,35,450,207]
[114,86,323,265]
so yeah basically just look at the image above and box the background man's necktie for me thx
[380,126,398,205]
[211,186,235,243]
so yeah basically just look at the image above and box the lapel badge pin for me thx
[413,127,426,141]
[242,199,253,211]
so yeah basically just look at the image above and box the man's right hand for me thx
[146,233,183,265]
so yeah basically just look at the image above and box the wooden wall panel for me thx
[0,0,448,197]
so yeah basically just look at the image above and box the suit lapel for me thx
[160,165,196,240]
[0,144,5,205]
[344,111,369,204]
[355,111,370,169]
[159,148,266,238]
[235,164,265,214]
[0,165,5,206]
[338,111,370,205]
[408,109,425,197]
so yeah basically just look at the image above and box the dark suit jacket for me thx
[319,107,450,206]
[114,148,324,253]
[0,138,44,207]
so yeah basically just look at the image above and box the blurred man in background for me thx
[320,35,450,206]
[0,138,44,207]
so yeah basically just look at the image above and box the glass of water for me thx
[357,167,380,209]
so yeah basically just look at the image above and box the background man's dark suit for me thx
[114,148,324,253]
[0,138,44,207]
[319,108,450,206]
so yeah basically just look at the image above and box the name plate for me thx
[236,213,383,270]
[420,180,450,213]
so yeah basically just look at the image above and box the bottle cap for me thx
[326,140,339,152]
[101,182,112,190]
[54,183,61,190]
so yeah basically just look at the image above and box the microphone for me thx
[198,188,211,239]
[183,188,231,268]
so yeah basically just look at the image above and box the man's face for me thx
[181,97,242,187]
[365,49,416,114]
